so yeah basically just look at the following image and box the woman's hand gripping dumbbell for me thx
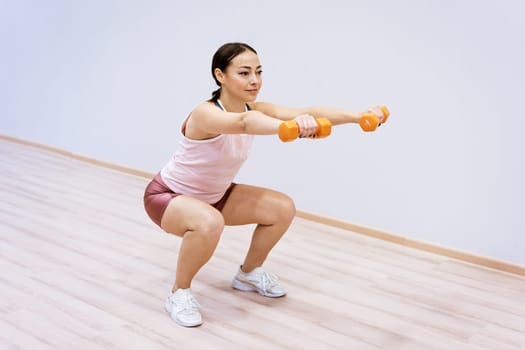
[278,106,389,141]
[359,105,390,132]
[278,114,332,142]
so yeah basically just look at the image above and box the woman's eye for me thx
[256,70,263,75]
[239,72,249,76]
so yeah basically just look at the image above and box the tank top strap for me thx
[215,99,251,111]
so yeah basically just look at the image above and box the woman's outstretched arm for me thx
[251,101,386,126]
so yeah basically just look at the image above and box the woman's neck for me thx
[217,94,246,113]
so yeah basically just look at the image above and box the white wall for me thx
[1,0,524,265]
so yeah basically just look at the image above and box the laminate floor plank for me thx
[1,138,525,350]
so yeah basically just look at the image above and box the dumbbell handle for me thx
[360,106,390,132]
[278,118,332,142]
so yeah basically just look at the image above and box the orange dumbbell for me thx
[278,118,332,142]
[359,105,390,132]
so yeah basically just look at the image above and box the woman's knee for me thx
[193,210,225,241]
[161,197,224,239]
[273,193,296,224]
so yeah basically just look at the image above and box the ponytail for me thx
[209,87,221,102]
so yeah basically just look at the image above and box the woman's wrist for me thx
[346,112,362,124]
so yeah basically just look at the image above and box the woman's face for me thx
[217,50,262,102]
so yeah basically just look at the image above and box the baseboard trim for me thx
[3,133,524,277]
[296,210,525,276]
[0,134,153,179]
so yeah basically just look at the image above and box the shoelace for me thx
[257,270,279,292]
[175,292,201,311]
[185,294,201,310]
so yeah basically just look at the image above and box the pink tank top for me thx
[160,101,254,203]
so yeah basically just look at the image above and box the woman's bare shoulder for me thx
[192,100,217,113]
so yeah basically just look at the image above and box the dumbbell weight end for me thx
[278,121,299,142]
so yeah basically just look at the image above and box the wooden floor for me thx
[1,138,525,350]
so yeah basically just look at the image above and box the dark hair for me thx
[209,42,258,102]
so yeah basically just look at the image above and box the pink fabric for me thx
[143,173,236,228]
[143,173,182,227]
[160,119,254,203]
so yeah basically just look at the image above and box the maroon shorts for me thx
[143,173,235,228]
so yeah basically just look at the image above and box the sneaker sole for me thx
[231,279,286,298]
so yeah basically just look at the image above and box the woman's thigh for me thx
[220,184,296,226]
[161,195,225,237]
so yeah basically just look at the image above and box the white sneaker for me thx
[164,288,203,327]
[232,266,287,297]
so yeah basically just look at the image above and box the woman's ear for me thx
[214,68,225,84]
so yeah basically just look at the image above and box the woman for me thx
[143,42,387,327]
